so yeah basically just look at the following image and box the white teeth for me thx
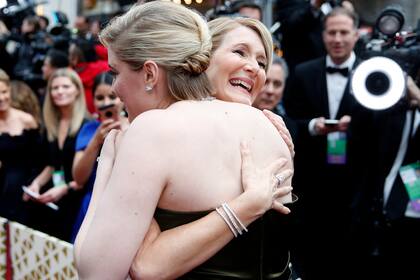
[230,79,251,91]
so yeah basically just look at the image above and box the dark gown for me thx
[29,126,86,242]
[0,129,41,224]
[154,208,293,280]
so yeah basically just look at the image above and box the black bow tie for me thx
[326,66,349,77]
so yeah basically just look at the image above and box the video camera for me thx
[351,5,420,110]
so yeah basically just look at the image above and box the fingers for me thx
[274,186,293,198]
[263,110,295,157]
[22,193,30,201]
[272,186,293,214]
[240,141,254,189]
[91,129,119,201]
[240,141,253,173]
[339,115,351,124]
[272,201,291,214]
[268,157,288,178]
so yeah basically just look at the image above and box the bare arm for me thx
[75,118,170,279]
[129,143,293,280]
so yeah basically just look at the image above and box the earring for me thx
[145,85,153,92]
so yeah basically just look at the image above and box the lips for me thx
[229,77,254,93]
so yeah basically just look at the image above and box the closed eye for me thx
[258,61,267,69]
[233,49,245,56]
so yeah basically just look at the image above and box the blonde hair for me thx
[99,1,213,101]
[0,68,10,86]
[10,80,42,126]
[43,68,88,141]
[209,17,273,72]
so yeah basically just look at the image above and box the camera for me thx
[351,5,420,110]
[320,0,343,16]
[98,103,116,119]
[205,1,241,20]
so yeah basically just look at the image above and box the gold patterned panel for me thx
[0,217,7,279]
[9,222,78,279]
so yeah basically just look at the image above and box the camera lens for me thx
[105,111,113,118]
[365,71,390,96]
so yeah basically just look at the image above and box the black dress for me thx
[29,127,86,242]
[0,129,41,224]
[154,208,293,280]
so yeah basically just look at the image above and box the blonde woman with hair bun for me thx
[75,2,294,279]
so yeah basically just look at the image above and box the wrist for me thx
[231,192,266,223]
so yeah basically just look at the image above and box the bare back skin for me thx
[77,99,292,279]
[160,99,291,210]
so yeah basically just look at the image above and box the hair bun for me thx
[182,50,211,75]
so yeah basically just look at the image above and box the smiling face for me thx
[50,76,79,108]
[0,81,11,112]
[323,14,359,65]
[206,26,267,106]
[253,63,285,111]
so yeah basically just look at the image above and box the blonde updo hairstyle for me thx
[99,1,213,101]
[209,17,273,72]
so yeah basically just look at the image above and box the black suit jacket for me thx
[283,56,367,220]
[352,104,419,223]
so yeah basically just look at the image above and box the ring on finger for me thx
[275,174,285,187]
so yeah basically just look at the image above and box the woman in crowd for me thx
[71,71,128,242]
[75,2,293,279]
[10,80,43,127]
[0,69,40,224]
[24,68,90,242]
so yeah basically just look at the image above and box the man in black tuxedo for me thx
[350,76,420,280]
[283,7,364,280]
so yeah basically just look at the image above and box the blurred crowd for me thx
[0,1,418,280]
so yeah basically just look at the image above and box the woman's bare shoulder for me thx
[13,108,38,129]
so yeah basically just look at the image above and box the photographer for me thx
[278,0,354,72]
[349,75,419,279]
[11,15,43,82]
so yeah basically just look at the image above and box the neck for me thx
[59,105,73,120]
[0,108,11,121]
[331,54,351,66]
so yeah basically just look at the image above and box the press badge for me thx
[399,162,420,212]
[52,170,66,187]
[327,132,347,164]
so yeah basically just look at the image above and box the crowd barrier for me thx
[0,216,78,280]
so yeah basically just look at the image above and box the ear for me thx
[143,60,159,88]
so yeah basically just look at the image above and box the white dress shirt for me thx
[308,52,356,135]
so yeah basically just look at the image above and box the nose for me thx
[332,32,343,42]
[103,96,113,105]
[266,82,275,94]
[244,59,259,75]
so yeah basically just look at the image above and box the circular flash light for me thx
[351,57,405,110]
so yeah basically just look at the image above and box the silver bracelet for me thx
[222,203,243,235]
[223,203,248,233]
[216,207,238,237]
